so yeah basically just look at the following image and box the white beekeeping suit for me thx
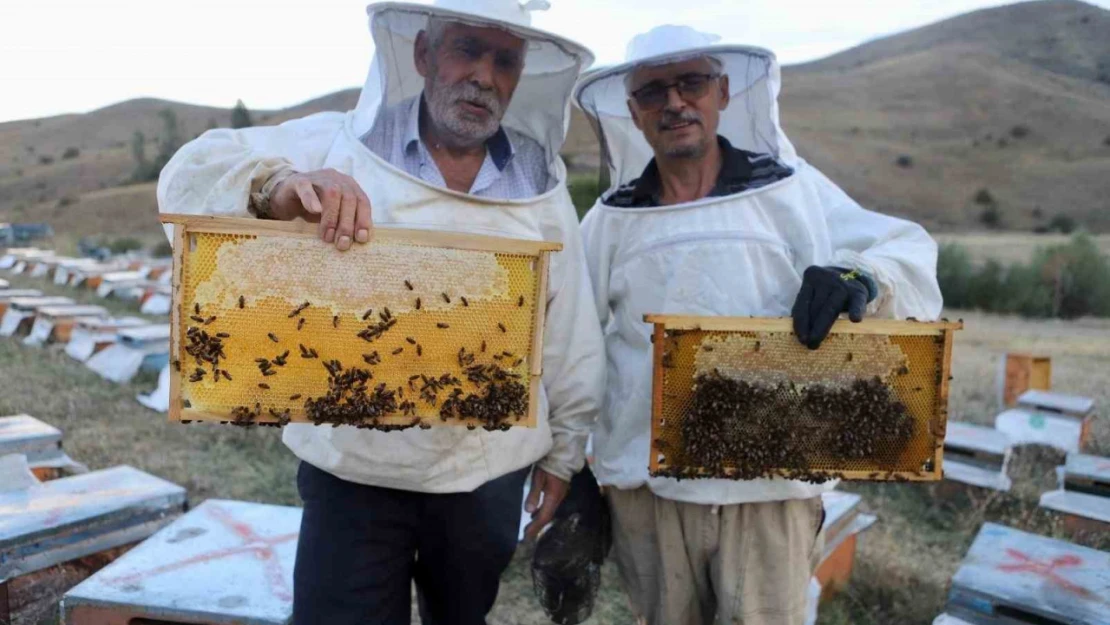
[158,0,604,493]
[577,26,943,505]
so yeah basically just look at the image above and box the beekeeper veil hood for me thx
[575,25,798,194]
[355,0,594,172]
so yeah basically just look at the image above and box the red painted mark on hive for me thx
[997,549,1094,600]
[103,503,298,603]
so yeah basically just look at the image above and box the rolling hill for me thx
[1,0,1108,242]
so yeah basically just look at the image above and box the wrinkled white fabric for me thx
[577,26,943,505]
[157,1,602,493]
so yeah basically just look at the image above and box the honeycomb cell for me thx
[174,228,550,430]
[650,319,957,482]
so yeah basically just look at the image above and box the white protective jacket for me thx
[157,0,604,493]
[576,26,943,505]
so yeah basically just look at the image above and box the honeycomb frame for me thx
[161,214,561,430]
[646,315,963,482]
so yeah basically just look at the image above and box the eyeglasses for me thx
[630,73,720,111]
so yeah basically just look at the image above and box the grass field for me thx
[2,270,1109,624]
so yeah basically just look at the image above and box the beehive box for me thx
[161,214,560,430]
[646,315,962,482]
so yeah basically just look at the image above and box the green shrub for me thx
[979,205,1001,228]
[151,240,174,258]
[62,147,80,160]
[568,174,601,221]
[108,237,144,254]
[1048,214,1077,234]
[938,234,1110,319]
[936,244,974,308]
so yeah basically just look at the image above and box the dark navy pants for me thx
[293,461,529,625]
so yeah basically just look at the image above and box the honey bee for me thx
[460,296,469,307]
[222,370,232,381]
[417,344,423,357]
[517,295,524,307]
[333,315,339,329]
[190,315,205,323]
[263,370,277,377]
[194,303,200,315]
[406,337,417,345]
[297,318,306,331]
[498,322,506,333]
[415,297,422,310]
[259,383,270,390]
[384,307,392,319]
[268,333,280,343]
[392,347,404,355]
[238,295,245,309]
[289,302,309,318]
[405,280,414,290]
[703,345,714,352]
[289,394,302,401]
[362,308,373,320]
[480,340,487,353]
[216,332,230,339]
[441,292,451,304]
[205,316,216,324]
[846,353,854,362]
[437,323,449,329]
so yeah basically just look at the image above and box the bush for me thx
[38,155,54,166]
[568,174,601,221]
[937,235,1110,319]
[62,147,80,160]
[936,244,974,308]
[895,155,913,168]
[1048,214,1077,234]
[1010,125,1031,139]
[1103,135,1110,147]
[231,99,254,129]
[980,205,1002,228]
[108,237,144,254]
[150,240,174,258]
[973,189,994,205]
[56,195,78,208]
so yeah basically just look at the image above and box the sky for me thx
[2,0,1108,123]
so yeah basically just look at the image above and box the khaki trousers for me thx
[607,487,824,625]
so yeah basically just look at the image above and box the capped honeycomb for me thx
[648,316,961,482]
[168,218,558,430]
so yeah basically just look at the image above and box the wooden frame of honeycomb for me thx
[646,315,963,482]
[160,214,561,430]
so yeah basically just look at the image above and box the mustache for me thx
[448,82,503,117]
[657,110,701,131]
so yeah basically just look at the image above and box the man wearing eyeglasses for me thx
[607,57,795,208]
[575,25,941,625]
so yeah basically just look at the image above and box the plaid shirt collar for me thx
[402,95,515,172]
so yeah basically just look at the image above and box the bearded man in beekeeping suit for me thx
[577,26,943,625]
[157,1,604,623]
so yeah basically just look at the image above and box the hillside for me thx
[1,0,1109,239]
[781,0,1110,231]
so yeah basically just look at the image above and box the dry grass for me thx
[3,269,1108,624]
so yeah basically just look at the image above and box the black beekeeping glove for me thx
[791,266,875,350]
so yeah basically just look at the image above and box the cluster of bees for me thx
[656,370,916,483]
[181,304,231,383]
[184,280,528,430]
